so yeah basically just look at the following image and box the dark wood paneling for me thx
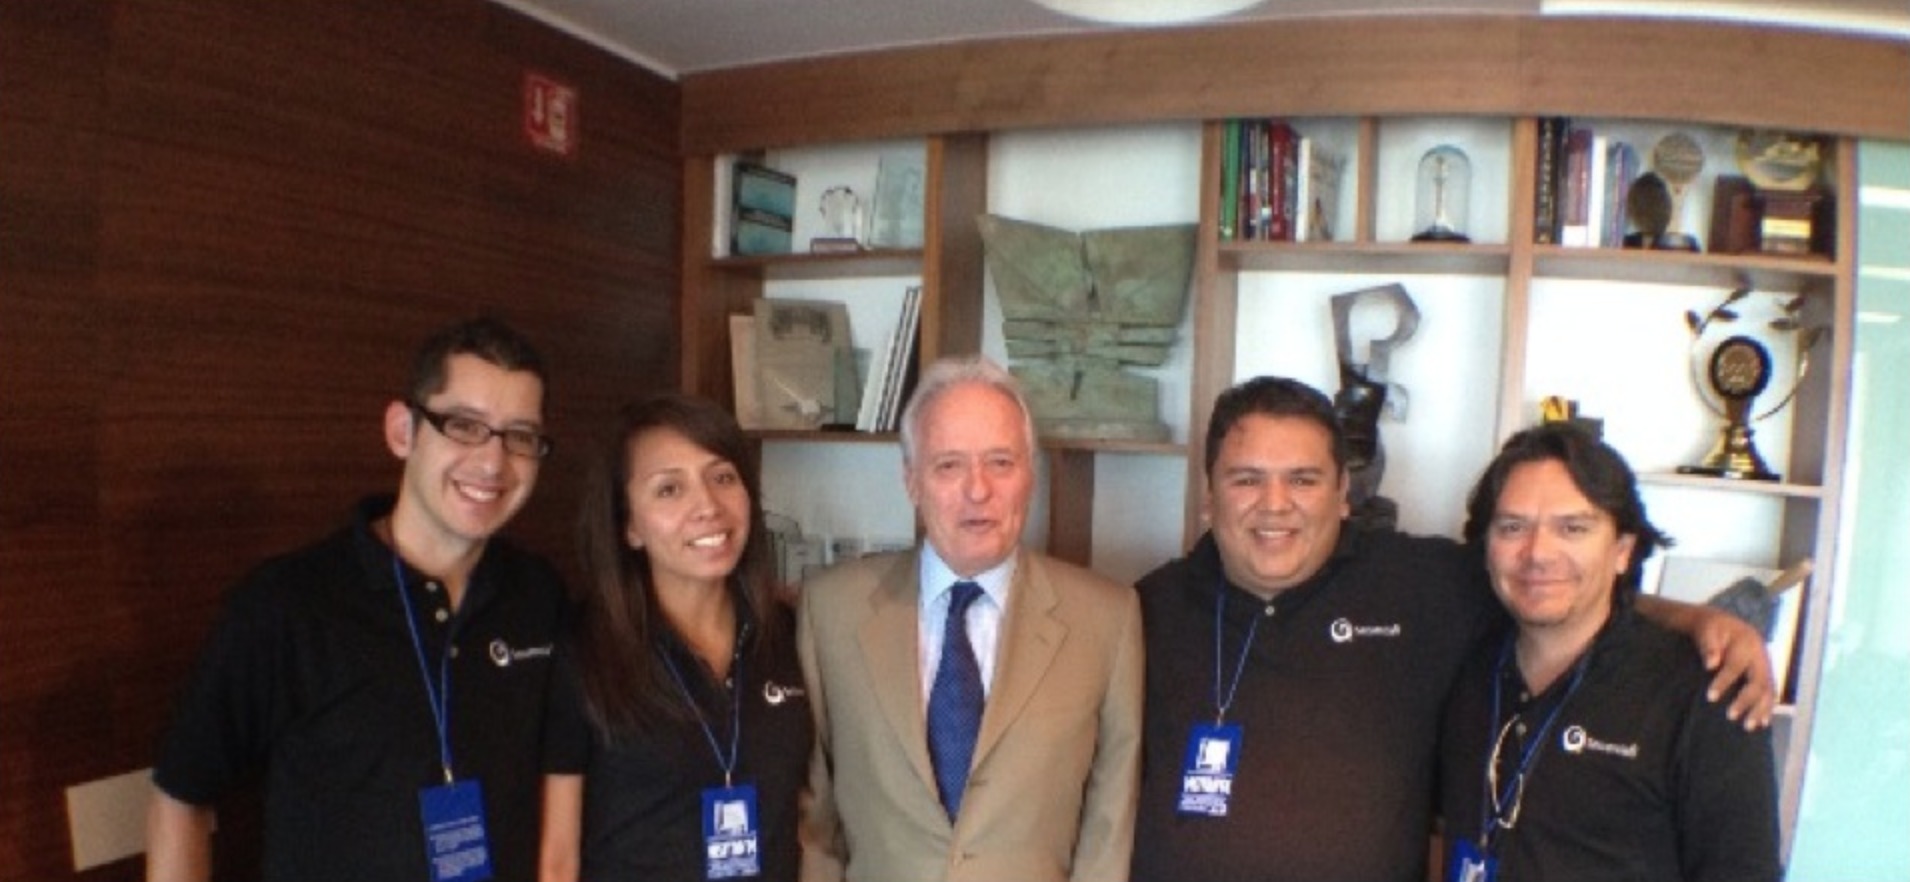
[0,2,680,879]
[0,4,113,878]
[683,16,1910,153]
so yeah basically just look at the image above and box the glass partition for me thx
[1787,139,1910,880]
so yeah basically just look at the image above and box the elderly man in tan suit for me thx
[796,354,1143,882]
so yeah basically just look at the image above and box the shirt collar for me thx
[1189,521,1365,614]
[351,493,502,612]
[918,543,1017,609]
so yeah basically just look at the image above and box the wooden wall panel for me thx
[0,2,681,879]
[682,15,1910,153]
[0,4,113,879]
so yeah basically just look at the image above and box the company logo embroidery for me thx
[1560,724,1639,759]
[1328,617,1404,644]
[763,680,806,705]
[488,639,554,668]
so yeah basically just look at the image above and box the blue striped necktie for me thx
[927,580,985,821]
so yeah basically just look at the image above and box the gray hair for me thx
[897,354,1039,467]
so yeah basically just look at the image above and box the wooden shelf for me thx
[1638,471,1826,499]
[751,431,1186,456]
[1532,246,1838,291]
[751,429,898,444]
[1039,438,1186,455]
[708,249,924,280]
[1220,241,1512,275]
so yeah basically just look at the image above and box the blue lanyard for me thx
[1212,583,1264,726]
[392,555,457,783]
[659,639,745,788]
[1478,635,1592,850]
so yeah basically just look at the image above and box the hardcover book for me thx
[1534,116,1567,245]
[1298,141,1346,243]
[1600,140,1640,248]
[1558,126,1595,247]
[1265,121,1299,241]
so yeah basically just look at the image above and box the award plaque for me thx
[1736,129,1830,257]
[1737,129,1821,191]
[1676,289,1828,482]
[1648,132,1705,251]
[1410,145,1471,243]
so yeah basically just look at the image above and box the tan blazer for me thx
[796,548,1143,882]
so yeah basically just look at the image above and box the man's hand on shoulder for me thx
[1697,607,1777,730]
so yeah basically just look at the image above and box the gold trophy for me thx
[1676,289,1827,482]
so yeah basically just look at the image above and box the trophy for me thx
[1410,145,1471,243]
[1652,132,1705,251]
[810,185,864,253]
[1330,283,1421,532]
[1675,288,1827,482]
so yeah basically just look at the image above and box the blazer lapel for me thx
[972,551,1066,770]
[857,553,940,797]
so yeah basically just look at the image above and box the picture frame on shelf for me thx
[754,298,851,430]
[732,161,797,255]
[1647,556,1808,698]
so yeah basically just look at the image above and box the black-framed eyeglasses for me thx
[410,403,553,459]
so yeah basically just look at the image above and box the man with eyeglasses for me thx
[1438,424,1778,882]
[148,317,567,882]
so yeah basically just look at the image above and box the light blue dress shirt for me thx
[917,544,1014,707]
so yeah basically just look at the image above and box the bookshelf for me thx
[677,16,1904,858]
[678,135,985,553]
[1195,113,1853,861]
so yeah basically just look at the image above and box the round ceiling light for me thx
[1028,0,1270,25]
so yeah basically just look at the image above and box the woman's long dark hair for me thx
[573,394,782,738]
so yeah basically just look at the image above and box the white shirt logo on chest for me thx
[1561,724,1639,759]
[1328,617,1403,643]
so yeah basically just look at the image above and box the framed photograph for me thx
[734,162,796,218]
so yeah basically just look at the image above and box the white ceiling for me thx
[492,0,1910,78]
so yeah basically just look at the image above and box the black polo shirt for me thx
[154,496,566,882]
[1439,605,1780,882]
[1130,526,1497,882]
[543,606,813,882]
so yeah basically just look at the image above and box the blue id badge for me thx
[1177,723,1242,817]
[1449,839,1497,882]
[418,779,493,882]
[701,783,761,879]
